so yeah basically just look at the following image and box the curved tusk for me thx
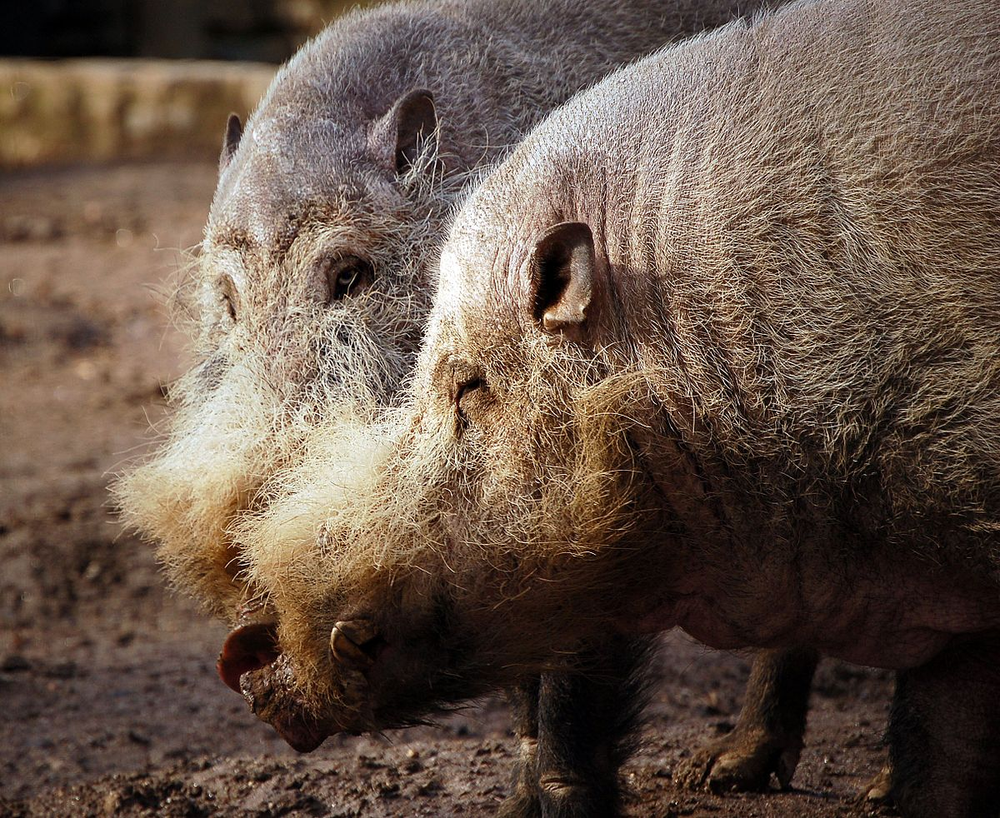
[330,620,379,670]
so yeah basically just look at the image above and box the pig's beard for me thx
[113,357,283,618]
[113,173,449,620]
[113,286,426,620]
[233,351,658,727]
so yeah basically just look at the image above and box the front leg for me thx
[534,637,655,818]
[500,638,655,818]
[676,647,819,792]
[501,676,542,818]
[888,633,1000,818]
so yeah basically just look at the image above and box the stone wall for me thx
[0,1,386,167]
[0,60,276,167]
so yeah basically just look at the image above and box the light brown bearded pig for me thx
[113,0,810,814]
[231,0,1000,815]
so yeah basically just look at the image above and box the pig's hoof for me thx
[497,789,541,818]
[675,728,802,793]
[537,775,619,818]
[860,763,894,804]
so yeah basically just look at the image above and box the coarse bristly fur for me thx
[113,0,782,621]
[235,0,1000,814]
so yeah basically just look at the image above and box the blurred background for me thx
[1,0,375,167]
[4,0,368,60]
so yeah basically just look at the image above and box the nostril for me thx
[217,621,280,692]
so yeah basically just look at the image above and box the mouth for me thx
[216,602,331,752]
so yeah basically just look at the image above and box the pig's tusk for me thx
[330,620,379,670]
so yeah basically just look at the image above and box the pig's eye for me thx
[456,377,486,423]
[323,256,374,302]
[216,274,239,324]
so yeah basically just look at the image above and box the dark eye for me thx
[324,256,374,302]
[456,377,485,423]
[216,274,239,323]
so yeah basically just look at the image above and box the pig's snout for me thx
[217,620,281,692]
[330,619,383,671]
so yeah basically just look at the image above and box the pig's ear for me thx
[370,89,438,177]
[219,113,243,173]
[528,221,595,343]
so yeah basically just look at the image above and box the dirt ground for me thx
[0,161,897,817]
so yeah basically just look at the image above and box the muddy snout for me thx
[330,619,384,671]
[218,614,333,753]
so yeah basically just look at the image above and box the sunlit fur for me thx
[116,169,438,615]
[113,0,777,620]
[235,0,1000,753]
[236,344,662,725]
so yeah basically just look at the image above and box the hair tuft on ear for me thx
[371,89,439,178]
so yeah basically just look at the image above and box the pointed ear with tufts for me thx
[219,113,243,173]
[527,221,597,344]
[370,89,438,177]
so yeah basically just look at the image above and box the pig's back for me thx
[487,0,1000,567]
[250,0,785,173]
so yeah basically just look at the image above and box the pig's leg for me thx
[501,639,655,817]
[531,637,655,818]
[501,677,542,818]
[861,761,894,802]
[676,647,819,792]
[887,633,1000,818]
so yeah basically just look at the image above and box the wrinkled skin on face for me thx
[235,327,670,735]
[230,192,700,733]
[229,6,1000,810]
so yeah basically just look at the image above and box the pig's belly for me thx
[642,571,1000,670]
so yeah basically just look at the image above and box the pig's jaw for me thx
[218,631,356,752]
[239,655,331,752]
